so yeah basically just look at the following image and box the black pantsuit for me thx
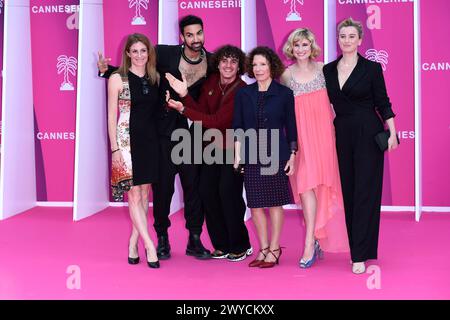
[323,54,395,262]
[199,162,250,254]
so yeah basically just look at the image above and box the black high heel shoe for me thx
[128,246,140,265]
[128,256,140,264]
[146,248,160,269]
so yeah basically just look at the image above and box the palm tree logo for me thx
[129,0,149,25]
[0,0,4,15]
[284,0,304,22]
[57,55,78,91]
[365,49,389,71]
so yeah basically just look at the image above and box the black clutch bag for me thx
[374,130,400,152]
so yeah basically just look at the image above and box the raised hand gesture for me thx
[165,72,188,98]
[97,51,111,74]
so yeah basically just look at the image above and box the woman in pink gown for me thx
[281,28,349,268]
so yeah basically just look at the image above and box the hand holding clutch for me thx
[375,130,400,152]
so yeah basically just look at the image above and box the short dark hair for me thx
[179,15,204,34]
[246,46,285,79]
[211,45,246,76]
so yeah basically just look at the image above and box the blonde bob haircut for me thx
[283,28,321,60]
[337,17,364,39]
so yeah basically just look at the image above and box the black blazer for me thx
[103,44,213,137]
[323,53,395,123]
[232,80,298,163]
[155,45,213,137]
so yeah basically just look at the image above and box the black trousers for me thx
[334,113,384,262]
[152,137,203,237]
[199,161,250,254]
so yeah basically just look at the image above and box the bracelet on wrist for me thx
[112,148,120,153]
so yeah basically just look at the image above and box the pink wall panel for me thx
[257,0,324,64]
[30,0,79,201]
[178,0,241,52]
[336,1,415,206]
[421,0,450,206]
[103,0,158,67]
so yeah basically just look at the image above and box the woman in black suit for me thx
[323,18,398,274]
[233,47,297,268]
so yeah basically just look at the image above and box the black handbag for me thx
[374,130,400,151]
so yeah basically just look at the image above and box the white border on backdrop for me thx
[413,0,422,221]
[73,0,109,221]
[0,0,36,220]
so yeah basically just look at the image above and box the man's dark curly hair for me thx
[179,15,203,34]
[246,46,285,79]
[210,45,246,76]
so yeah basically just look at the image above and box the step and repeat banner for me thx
[421,0,450,207]
[30,0,79,202]
[19,0,449,207]
[177,0,241,52]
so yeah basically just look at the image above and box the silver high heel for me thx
[299,240,323,268]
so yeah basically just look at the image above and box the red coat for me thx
[180,72,247,149]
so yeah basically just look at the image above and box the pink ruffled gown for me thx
[287,66,349,253]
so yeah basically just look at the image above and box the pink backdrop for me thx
[18,2,449,207]
[257,0,324,64]
[0,4,3,144]
[177,0,241,52]
[103,0,158,67]
[335,1,415,207]
[421,0,450,206]
[30,0,79,201]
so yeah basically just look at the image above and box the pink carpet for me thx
[0,207,449,300]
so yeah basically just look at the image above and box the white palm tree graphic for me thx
[284,0,304,21]
[57,55,77,91]
[365,49,389,71]
[0,0,4,15]
[129,0,149,25]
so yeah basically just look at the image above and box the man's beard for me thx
[184,41,204,52]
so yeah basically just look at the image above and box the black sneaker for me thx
[211,250,229,259]
[227,247,253,262]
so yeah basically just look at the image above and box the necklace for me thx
[181,45,206,65]
[218,81,230,95]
